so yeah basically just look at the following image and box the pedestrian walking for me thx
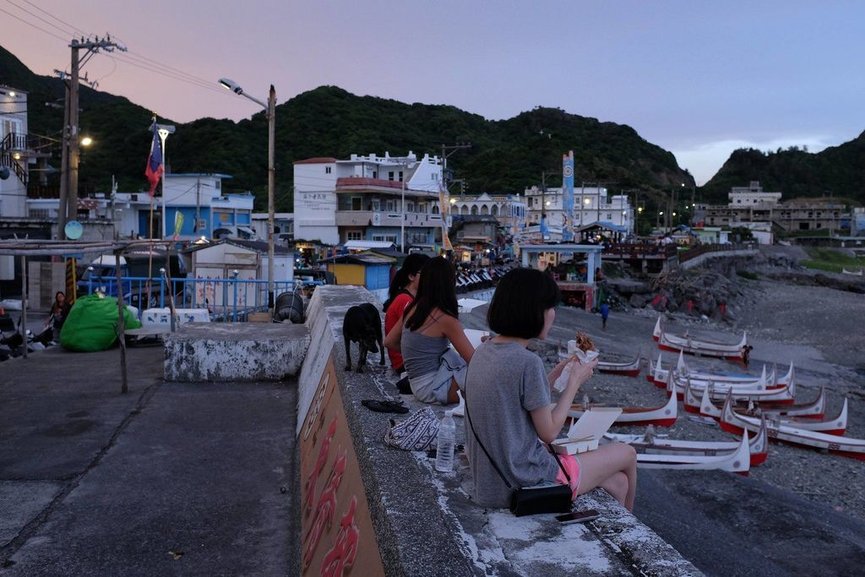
[599,301,610,330]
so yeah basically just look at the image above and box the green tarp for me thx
[60,294,142,352]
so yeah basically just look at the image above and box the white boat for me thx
[719,392,865,461]
[670,374,796,404]
[597,355,641,377]
[622,432,752,473]
[686,384,826,420]
[569,390,677,427]
[704,387,847,435]
[605,417,768,467]
[649,352,794,390]
[841,268,863,276]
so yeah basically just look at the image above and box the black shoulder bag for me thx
[464,367,572,517]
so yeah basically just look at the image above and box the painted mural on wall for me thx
[300,357,384,577]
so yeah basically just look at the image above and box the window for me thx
[386,200,395,211]
[371,199,380,211]
[347,231,362,241]
[372,234,397,243]
[351,197,362,211]
[325,166,332,174]
[388,171,395,181]
[407,202,415,213]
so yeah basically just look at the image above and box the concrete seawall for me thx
[298,284,703,576]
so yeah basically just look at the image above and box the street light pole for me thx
[219,78,277,312]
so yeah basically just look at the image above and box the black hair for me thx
[383,253,430,312]
[487,268,560,339]
[404,256,458,331]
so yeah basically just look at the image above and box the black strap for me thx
[464,357,570,490]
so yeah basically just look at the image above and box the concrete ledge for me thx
[163,322,310,381]
[299,285,703,577]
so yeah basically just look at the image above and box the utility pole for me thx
[57,36,126,239]
[439,143,471,252]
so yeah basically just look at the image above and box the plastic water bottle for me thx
[435,410,456,472]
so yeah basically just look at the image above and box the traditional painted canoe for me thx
[605,416,768,467]
[688,384,826,420]
[617,432,752,473]
[670,375,796,404]
[648,353,794,390]
[705,388,846,435]
[653,317,748,352]
[719,392,865,460]
[657,329,748,360]
[568,391,677,427]
[598,355,641,377]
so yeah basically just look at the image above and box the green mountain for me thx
[701,137,865,206]
[7,43,861,214]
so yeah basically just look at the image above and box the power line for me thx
[4,0,78,37]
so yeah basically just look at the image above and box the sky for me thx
[2,0,865,186]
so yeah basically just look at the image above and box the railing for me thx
[78,276,298,322]
[677,242,756,263]
[603,243,678,259]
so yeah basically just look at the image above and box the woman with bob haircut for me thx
[384,256,473,404]
[464,267,637,511]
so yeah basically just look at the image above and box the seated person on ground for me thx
[464,268,638,511]
[384,256,473,405]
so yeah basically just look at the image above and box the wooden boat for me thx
[653,317,748,351]
[719,392,865,460]
[841,267,863,276]
[688,384,827,420]
[568,390,677,427]
[597,355,641,377]
[657,329,748,360]
[614,432,752,473]
[670,374,795,404]
[650,352,794,391]
[605,416,768,467]
[705,388,847,435]
[559,350,641,377]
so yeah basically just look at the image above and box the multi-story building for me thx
[0,85,52,219]
[523,185,634,237]
[293,152,447,249]
[696,181,849,234]
[448,192,528,235]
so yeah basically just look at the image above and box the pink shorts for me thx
[554,454,581,499]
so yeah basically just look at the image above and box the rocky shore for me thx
[462,245,865,524]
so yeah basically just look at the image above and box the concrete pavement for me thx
[0,345,298,576]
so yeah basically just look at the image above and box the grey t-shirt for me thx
[465,340,559,508]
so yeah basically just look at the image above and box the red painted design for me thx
[319,496,360,577]
[302,451,348,570]
[304,418,338,519]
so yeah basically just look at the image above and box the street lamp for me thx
[219,77,276,312]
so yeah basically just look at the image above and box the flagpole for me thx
[158,128,170,239]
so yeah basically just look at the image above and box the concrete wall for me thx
[298,284,703,577]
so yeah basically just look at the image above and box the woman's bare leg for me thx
[574,443,638,511]
[446,378,460,404]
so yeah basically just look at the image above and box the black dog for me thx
[343,303,385,373]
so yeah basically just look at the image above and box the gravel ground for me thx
[461,270,865,524]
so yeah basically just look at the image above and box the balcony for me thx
[335,210,443,228]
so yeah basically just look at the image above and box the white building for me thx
[523,185,634,237]
[728,181,782,206]
[0,85,32,218]
[293,152,446,248]
[447,192,528,236]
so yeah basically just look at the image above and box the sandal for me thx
[361,399,409,414]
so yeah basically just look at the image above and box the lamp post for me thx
[219,78,276,312]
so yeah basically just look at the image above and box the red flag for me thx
[144,128,163,197]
